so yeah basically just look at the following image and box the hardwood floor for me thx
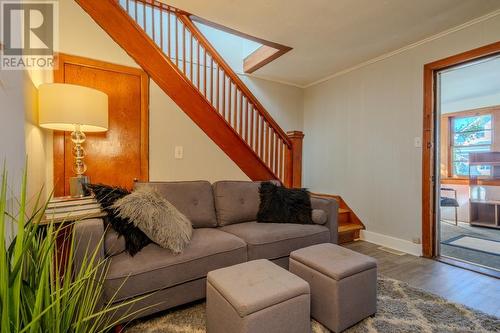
[344,240,500,318]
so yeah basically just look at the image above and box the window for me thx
[451,114,493,177]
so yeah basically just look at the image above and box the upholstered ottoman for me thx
[289,243,377,333]
[206,259,311,333]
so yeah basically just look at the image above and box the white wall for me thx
[0,69,27,243]
[24,72,50,202]
[303,13,500,244]
[0,70,26,180]
[241,76,303,131]
[197,22,303,132]
[148,81,249,182]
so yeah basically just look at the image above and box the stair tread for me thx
[338,208,350,214]
[338,223,363,233]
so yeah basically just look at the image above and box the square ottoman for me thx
[289,243,377,333]
[206,259,311,333]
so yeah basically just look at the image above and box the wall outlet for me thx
[414,137,422,148]
[174,146,183,159]
[412,237,421,244]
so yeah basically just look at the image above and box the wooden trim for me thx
[442,106,500,178]
[311,193,365,228]
[440,178,470,185]
[438,256,500,279]
[422,41,500,258]
[52,53,149,196]
[189,14,291,52]
[441,177,500,186]
[243,45,291,74]
[75,0,280,181]
[312,192,366,243]
[140,74,150,182]
[177,14,292,147]
[285,130,304,187]
[424,41,500,71]
[54,53,148,77]
[446,116,453,177]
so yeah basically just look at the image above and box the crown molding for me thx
[238,72,306,88]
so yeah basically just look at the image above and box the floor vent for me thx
[378,246,406,256]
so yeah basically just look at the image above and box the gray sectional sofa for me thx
[74,180,338,324]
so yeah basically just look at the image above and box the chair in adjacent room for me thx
[440,187,459,226]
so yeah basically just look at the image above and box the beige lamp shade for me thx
[38,83,109,132]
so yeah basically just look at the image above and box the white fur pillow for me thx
[112,187,193,254]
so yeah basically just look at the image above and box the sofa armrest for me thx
[73,218,106,275]
[310,196,339,244]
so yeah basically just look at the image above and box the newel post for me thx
[284,131,304,188]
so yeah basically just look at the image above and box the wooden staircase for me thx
[74,0,364,243]
[75,0,303,187]
[313,194,365,244]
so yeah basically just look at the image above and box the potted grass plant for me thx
[0,167,142,333]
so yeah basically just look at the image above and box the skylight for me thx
[190,17,291,74]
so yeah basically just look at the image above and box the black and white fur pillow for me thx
[112,186,193,254]
[86,183,151,256]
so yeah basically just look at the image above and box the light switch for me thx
[174,146,183,159]
[414,137,422,148]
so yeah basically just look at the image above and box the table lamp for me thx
[38,83,108,197]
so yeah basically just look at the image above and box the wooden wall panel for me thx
[53,53,149,196]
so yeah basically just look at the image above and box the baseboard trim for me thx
[360,230,422,257]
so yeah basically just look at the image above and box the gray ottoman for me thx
[289,243,377,333]
[207,259,311,333]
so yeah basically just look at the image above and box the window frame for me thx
[448,113,494,178]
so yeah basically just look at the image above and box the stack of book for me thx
[44,196,105,222]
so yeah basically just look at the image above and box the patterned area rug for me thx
[125,277,500,333]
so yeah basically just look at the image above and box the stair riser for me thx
[338,212,350,225]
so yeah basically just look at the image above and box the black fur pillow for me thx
[86,184,151,256]
[257,181,313,224]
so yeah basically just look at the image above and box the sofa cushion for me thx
[220,221,330,260]
[104,227,126,256]
[135,181,217,228]
[104,228,247,303]
[213,180,280,226]
[213,181,261,226]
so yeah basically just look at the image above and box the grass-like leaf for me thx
[0,164,144,333]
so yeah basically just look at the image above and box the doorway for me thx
[53,53,149,196]
[422,41,500,277]
[437,56,500,272]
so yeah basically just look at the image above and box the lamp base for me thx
[70,175,90,198]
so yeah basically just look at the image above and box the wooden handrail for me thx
[129,0,291,147]
[177,14,292,148]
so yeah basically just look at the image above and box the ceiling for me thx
[163,0,500,87]
[440,55,500,113]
